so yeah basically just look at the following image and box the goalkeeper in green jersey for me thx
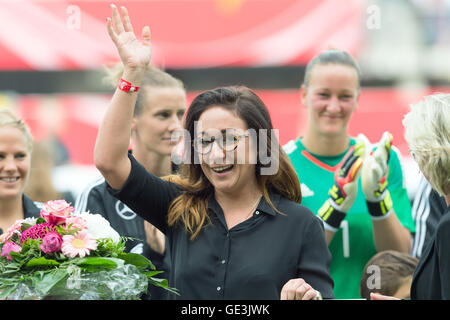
[284,49,414,299]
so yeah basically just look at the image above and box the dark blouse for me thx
[23,194,41,219]
[107,154,334,300]
[411,204,450,299]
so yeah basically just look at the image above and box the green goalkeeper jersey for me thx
[284,137,414,299]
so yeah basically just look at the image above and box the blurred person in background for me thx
[372,93,450,300]
[360,250,418,299]
[94,4,334,300]
[75,63,186,300]
[284,49,414,299]
[0,109,41,239]
[411,172,447,258]
[24,140,75,204]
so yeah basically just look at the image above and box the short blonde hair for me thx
[403,93,450,196]
[0,109,33,151]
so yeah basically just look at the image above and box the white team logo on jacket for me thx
[115,200,137,220]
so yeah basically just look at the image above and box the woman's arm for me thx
[293,215,334,299]
[94,5,151,190]
[363,133,412,253]
[372,213,411,252]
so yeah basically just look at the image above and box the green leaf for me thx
[76,257,118,271]
[144,270,164,277]
[20,223,33,232]
[26,257,60,268]
[118,253,154,269]
[149,277,180,296]
[36,217,46,224]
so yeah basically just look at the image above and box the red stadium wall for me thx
[12,86,450,166]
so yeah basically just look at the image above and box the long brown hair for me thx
[165,86,301,240]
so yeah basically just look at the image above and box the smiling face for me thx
[302,63,359,138]
[196,106,258,195]
[0,126,31,200]
[132,86,186,156]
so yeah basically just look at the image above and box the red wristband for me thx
[118,78,140,93]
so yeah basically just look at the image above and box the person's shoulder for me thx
[75,176,110,211]
[79,176,108,195]
[22,194,42,218]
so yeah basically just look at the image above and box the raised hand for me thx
[318,134,370,231]
[361,131,394,220]
[106,4,151,74]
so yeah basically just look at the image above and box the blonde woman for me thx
[0,109,41,240]
[372,93,450,300]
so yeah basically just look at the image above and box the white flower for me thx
[77,212,121,244]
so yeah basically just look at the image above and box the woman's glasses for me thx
[193,131,250,155]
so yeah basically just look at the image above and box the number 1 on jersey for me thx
[341,220,350,258]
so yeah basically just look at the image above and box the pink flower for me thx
[61,230,97,258]
[40,231,63,254]
[20,223,57,244]
[1,241,22,261]
[64,216,87,232]
[40,200,74,225]
[1,219,25,243]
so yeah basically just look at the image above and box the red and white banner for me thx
[0,0,364,70]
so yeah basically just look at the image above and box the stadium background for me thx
[0,0,449,200]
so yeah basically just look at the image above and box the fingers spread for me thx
[110,4,125,34]
[120,6,134,33]
[106,17,118,45]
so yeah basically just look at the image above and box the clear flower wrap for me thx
[2,263,148,300]
[0,200,178,300]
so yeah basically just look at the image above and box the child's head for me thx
[360,250,419,299]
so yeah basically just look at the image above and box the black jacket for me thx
[411,204,450,299]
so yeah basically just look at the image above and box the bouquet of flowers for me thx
[0,200,178,300]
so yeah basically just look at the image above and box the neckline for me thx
[298,138,354,172]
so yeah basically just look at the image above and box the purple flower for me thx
[20,223,57,244]
[40,231,63,254]
[1,241,22,261]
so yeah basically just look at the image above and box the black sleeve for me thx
[412,174,448,258]
[106,153,182,234]
[436,214,450,299]
[297,214,334,299]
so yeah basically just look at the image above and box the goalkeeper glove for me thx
[318,134,369,231]
[361,131,394,220]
